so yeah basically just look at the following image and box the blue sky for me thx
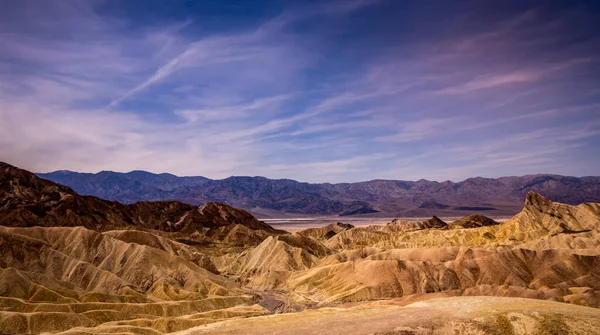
[1,0,599,182]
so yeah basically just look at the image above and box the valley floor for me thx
[263,216,514,232]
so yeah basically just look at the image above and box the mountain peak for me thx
[453,214,499,228]
[197,202,284,234]
[525,191,553,211]
[426,216,448,228]
[35,167,600,216]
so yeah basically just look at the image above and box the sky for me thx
[1,0,599,183]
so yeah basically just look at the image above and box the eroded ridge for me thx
[1,162,600,334]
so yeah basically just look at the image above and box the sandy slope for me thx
[1,192,600,333]
[0,226,265,334]
[172,296,600,335]
[2,161,600,334]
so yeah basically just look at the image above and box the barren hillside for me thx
[1,162,600,334]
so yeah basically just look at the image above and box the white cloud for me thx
[0,1,598,183]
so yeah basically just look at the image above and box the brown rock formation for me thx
[380,216,448,233]
[2,162,600,334]
[298,222,355,239]
[452,214,499,228]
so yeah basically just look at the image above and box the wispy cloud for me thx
[175,94,293,122]
[375,118,458,143]
[433,71,540,95]
[432,58,592,95]
[0,1,599,182]
[107,0,381,108]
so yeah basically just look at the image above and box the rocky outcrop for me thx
[492,191,600,242]
[287,245,600,303]
[298,222,355,240]
[382,216,448,233]
[452,214,499,228]
[214,236,319,289]
[190,202,282,234]
[424,216,448,229]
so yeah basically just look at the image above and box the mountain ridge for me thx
[3,162,600,333]
[37,168,600,217]
[38,168,600,184]
[0,161,282,235]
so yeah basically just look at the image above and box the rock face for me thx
[298,222,355,239]
[382,216,448,233]
[215,236,320,289]
[38,168,600,216]
[452,214,499,228]
[424,215,448,229]
[2,162,600,334]
[191,202,279,233]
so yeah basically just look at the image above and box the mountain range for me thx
[3,161,600,334]
[38,169,600,217]
[1,162,280,235]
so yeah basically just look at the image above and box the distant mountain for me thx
[1,162,280,234]
[37,169,600,217]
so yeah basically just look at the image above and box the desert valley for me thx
[2,1,600,334]
[2,161,600,334]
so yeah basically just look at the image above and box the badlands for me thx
[1,162,600,334]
